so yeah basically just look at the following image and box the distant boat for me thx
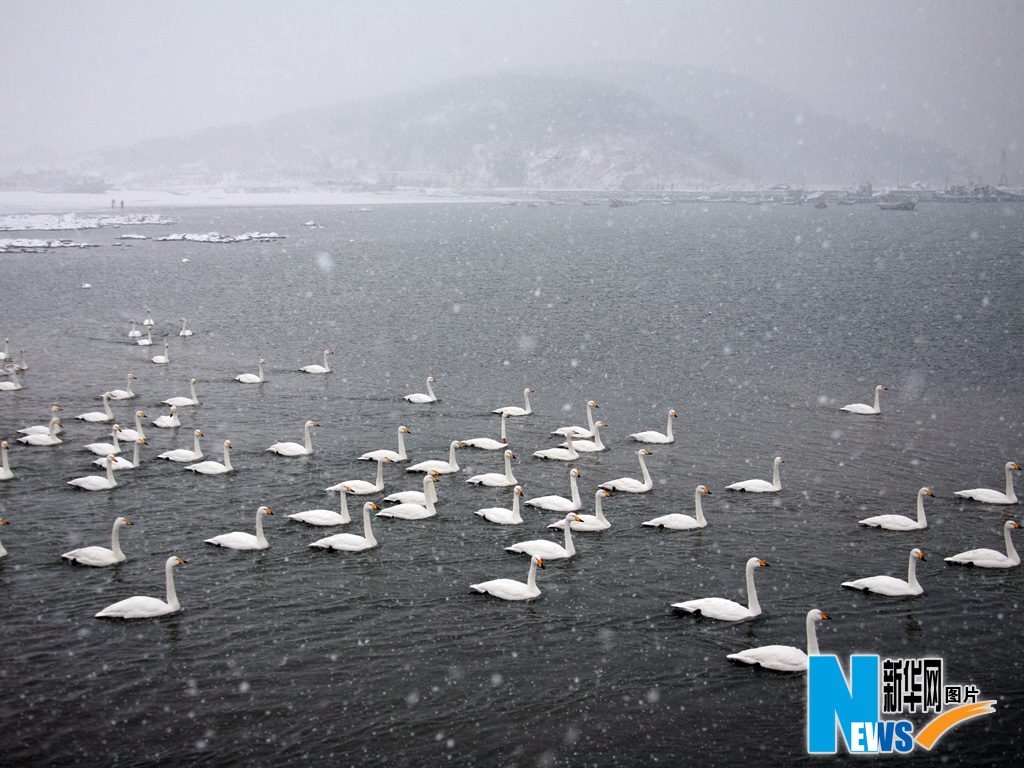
[877,201,916,211]
[814,200,828,209]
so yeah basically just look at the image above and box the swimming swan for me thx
[327,456,390,494]
[205,506,273,550]
[525,467,582,512]
[407,441,462,474]
[109,373,137,400]
[236,359,265,384]
[0,367,23,391]
[17,416,63,446]
[62,517,133,566]
[533,431,579,461]
[68,456,118,490]
[859,488,934,530]
[643,486,712,529]
[127,319,141,338]
[152,342,170,365]
[505,513,581,560]
[178,318,192,337]
[475,486,524,524]
[153,405,180,429]
[841,385,886,415]
[600,449,653,493]
[954,461,1021,505]
[300,349,333,374]
[630,409,677,444]
[945,520,1020,568]
[137,326,153,346]
[118,410,147,443]
[289,486,353,526]
[726,456,783,493]
[83,425,122,457]
[375,482,439,519]
[77,392,114,423]
[186,440,233,474]
[842,548,925,596]
[552,400,599,438]
[309,502,379,551]
[268,420,318,456]
[18,405,63,435]
[158,429,204,462]
[470,555,544,601]
[1,441,13,481]
[359,425,411,462]
[383,472,440,505]
[142,309,155,326]
[95,556,185,619]
[0,519,7,556]
[493,387,533,416]
[726,609,830,673]
[404,376,438,403]
[559,421,607,452]
[98,437,146,470]
[548,489,613,531]
[162,378,199,407]
[672,557,769,620]
[466,449,517,486]
[462,412,510,450]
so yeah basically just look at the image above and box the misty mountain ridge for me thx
[4,66,969,191]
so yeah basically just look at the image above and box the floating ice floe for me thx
[118,233,149,240]
[0,212,174,232]
[155,232,285,243]
[0,238,98,252]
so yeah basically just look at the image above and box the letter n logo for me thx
[808,655,880,753]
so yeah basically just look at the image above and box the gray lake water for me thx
[1,200,1022,766]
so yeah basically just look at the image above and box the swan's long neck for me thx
[111,521,124,557]
[873,387,882,412]
[425,379,435,399]
[745,561,761,615]
[565,432,578,458]
[111,427,121,450]
[1004,523,1020,564]
[522,389,532,414]
[1,444,9,474]
[665,412,675,440]
[526,557,538,589]
[586,403,596,433]
[255,509,268,545]
[594,492,608,524]
[500,414,508,443]
[916,491,928,527]
[126,376,135,396]
[1004,465,1018,504]
[447,443,459,470]
[337,490,351,523]
[322,351,331,371]
[362,505,376,546]
[192,432,203,456]
[222,443,232,471]
[135,413,146,440]
[105,459,117,487]
[165,560,180,612]
[562,517,576,556]
[806,613,821,657]
[638,452,652,486]
[569,473,581,506]
[131,440,141,467]
[102,393,112,418]
[49,417,60,438]
[396,429,407,459]
[374,458,386,489]
[907,552,921,591]
[189,380,197,402]
[511,491,522,521]
[258,360,265,382]
[503,451,515,481]
[591,423,605,450]
[771,459,781,490]
[694,488,706,526]
[303,423,313,452]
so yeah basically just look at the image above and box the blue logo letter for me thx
[808,655,880,753]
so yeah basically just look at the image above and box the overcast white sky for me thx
[3,0,1022,172]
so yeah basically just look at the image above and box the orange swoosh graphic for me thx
[914,700,997,750]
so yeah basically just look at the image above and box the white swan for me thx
[466,449,517,486]
[205,505,273,550]
[475,486,525,525]
[471,554,544,601]
[404,376,438,403]
[236,359,265,384]
[98,437,145,470]
[600,449,654,493]
[727,609,831,672]
[955,461,1021,505]
[18,405,63,435]
[493,387,533,416]
[0,367,23,391]
[533,431,579,461]
[407,441,462,474]
[109,373,137,400]
[142,309,155,326]
[359,425,411,462]
[462,412,510,450]
[383,472,440,505]
[552,400,599,438]
[162,378,199,407]
[95,556,185,619]
[118,410,147,443]
[672,557,769,620]
[84,425,122,457]
[376,482,439,519]
[178,317,193,337]
[152,342,170,365]
[525,467,582,512]
[549,489,613,531]
[289,486,353,526]
[726,456,784,493]
[842,548,926,596]
[137,326,153,346]
[0,519,7,557]
[268,420,318,456]
[327,456,390,494]
[310,502,379,551]
[505,513,581,560]
[630,409,677,444]
[559,421,607,452]
[127,319,141,338]
[300,349,333,374]
[643,486,712,529]
[1,441,13,481]
[76,392,114,423]
[67,456,118,491]
[62,517,133,566]
[158,429,204,462]
[0,338,7,360]
[841,385,886,415]
[18,416,63,446]
[859,488,934,530]
[185,440,233,474]
[153,405,180,429]
[945,520,1021,568]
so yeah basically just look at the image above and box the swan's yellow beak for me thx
[820,612,831,620]
[536,558,544,568]
[176,557,187,564]
[758,559,770,567]
[264,508,273,515]
[124,520,133,526]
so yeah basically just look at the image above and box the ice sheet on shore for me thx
[0,212,173,232]
[0,238,98,252]
[155,231,284,243]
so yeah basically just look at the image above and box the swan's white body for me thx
[98,437,145,470]
[289,487,352,526]
[62,517,132,566]
[153,406,180,429]
[471,555,543,601]
[383,472,439,505]
[600,449,653,493]
[559,421,607,452]
[95,556,185,619]
[268,420,318,456]
[727,609,830,672]
[462,412,510,450]
[552,400,599,438]
[18,416,63,446]
[205,506,272,550]
[955,462,1021,505]
[859,488,934,530]
[162,378,199,407]
[630,409,677,444]
[77,392,114,423]
[236,359,265,384]
[142,310,155,326]
[327,456,389,494]
[505,513,581,560]
[109,373,137,400]
[842,548,925,596]
[841,385,886,415]
[178,318,192,336]
[118,411,147,443]
[359,426,411,462]
[407,441,462,474]
[1,441,13,480]
[137,327,153,346]
[68,457,118,491]
[84,425,122,457]
[475,486,524,525]
[127,319,141,338]
[672,557,769,620]
[643,486,712,529]
[158,429,204,462]
[376,485,438,519]
[152,342,170,365]
[404,376,437,403]
[19,405,63,435]
[494,387,533,416]
[525,468,582,512]
[310,503,379,551]
[466,449,517,486]
[945,520,1020,568]
[549,489,613,531]
[300,349,333,374]
[726,456,784,493]
[186,440,233,474]
[0,366,22,391]
[533,431,579,461]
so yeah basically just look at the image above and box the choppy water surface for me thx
[1,201,1023,766]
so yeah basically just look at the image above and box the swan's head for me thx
[525,387,533,393]
[325,350,334,355]
[919,488,934,497]
[400,426,411,434]
[1,441,7,449]
[258,506,273,516]
[697,485,711,495]
[137,411,146,418]
[224,440,230,447]
[365,502,379,511]
[1006,521,1021,531]
[1009,462,1022,471]
[115,517,133,527]
[598,489,612,498]
[876,385,887,391]
[532,555,544,568]
[343,485,354,493]
[139,438,147,445]
[428,377,437,383]
[0,519,7,525]
[505,449,515,458]
[306,421,319,428]
[640,449,652,456]
[195,430,203,437]
[748,557,770,569]
[571,468,581,478]
[427,476,438,483]
[669,409,677,417]
[514,486,523,495]
[588,400,598,408]
[167,556,186,567]
[454,442,464,448]
[190,378,196,384]
[53,406,63,412]
[910,548,926,561]
[259,359,265,364]
[180,318,186,322]
[566,513,582,523]
[774,456,784,464]
[809,609,830,622]
[128,374,136,380]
